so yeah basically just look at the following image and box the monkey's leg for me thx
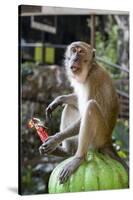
[60,104,79,155]
[59,99,110,184]
[53,104,79,157]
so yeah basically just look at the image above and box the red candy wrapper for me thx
[28,118,48,143]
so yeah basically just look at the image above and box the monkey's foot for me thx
[59,156,84,184]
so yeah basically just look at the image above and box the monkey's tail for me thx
[100,145,129,176]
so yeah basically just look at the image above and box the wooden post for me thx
[90,14,96,48]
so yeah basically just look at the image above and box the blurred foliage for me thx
[113,119,129,161]
[96,21,120,76]
[96,25,118,64]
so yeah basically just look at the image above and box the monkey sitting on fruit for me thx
[39,41,128,184]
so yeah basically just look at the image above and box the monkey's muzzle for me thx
[71,61,80,72]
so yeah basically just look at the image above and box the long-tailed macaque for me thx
[39,41,129,184]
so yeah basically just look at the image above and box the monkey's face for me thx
[65,41,95,83]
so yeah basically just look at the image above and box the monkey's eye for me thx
[79,49,82,53]
[78,49,85,54]
[71,47,76,53]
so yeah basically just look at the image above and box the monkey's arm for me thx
[39,145,73,157]
[39,118,80,154]
[46,93,78,120]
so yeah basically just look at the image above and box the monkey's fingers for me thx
[61,171,70,183]
[59,168,65,178]
[39,146,47,155]
[45,107,52,118]
[41,140,52,147]
[40,140,56,151]
[39,147,53,155]
[41,146,55,154]
[59,168,71,184]
[42,145,54,152]
[39,142,49,152]
[42,136,56,146]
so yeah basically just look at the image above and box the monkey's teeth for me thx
[71,65,80,72]
[72,67,77,72]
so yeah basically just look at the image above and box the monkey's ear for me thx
[92,48,96,58]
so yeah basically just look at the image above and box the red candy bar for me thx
[36,126,48,142]
[28,118,48,142]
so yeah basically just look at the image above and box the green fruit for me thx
[48,150,129,193]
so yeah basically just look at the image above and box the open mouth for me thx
[71,62,80,72]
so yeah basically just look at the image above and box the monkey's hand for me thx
[59,156,84,184]
[45,96,63,121]
[39,135,60,155]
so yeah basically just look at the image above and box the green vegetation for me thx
[96,25,118,64]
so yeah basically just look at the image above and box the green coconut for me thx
[48,150,128,193]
